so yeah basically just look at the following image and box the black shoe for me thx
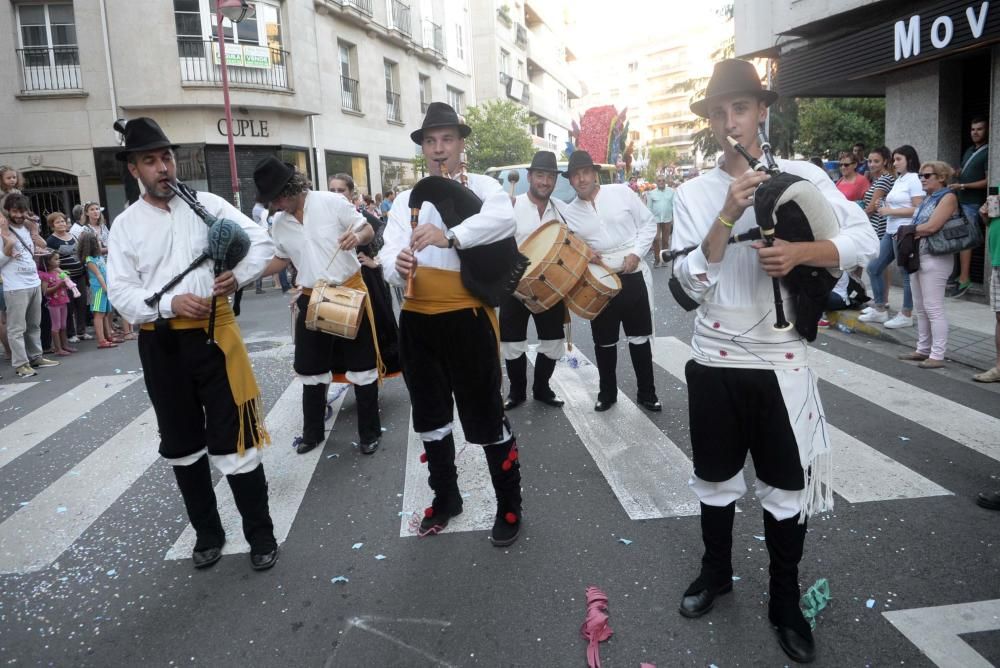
[293,436,319,455]
[359,438,380,455]
[679,579,733,618]
[419,505,463,535]
[503,395,526,410]
[977,491,1000,510]
[490,510,521,547]
[638,398,662,412]
[192,545,223,569]
[594,399,616,412]
[532,392,564,408]
[250,547,279,571]
[770,608,816,663]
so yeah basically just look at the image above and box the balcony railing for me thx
[515,24,527,48]
[341,75,361,112]
[177,39,290,90]
[336,0,372,15]
[390,1,411,37]
[16,46,82,93]
[386,91,401,122]
[422,20,444,57]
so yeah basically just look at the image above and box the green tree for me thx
[794,98,885,159]
[462,100,536,173]
[642,146,678,180]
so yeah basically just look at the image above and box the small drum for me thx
[513,221,590,314]
[565,264,622,320]
[305,280,366,340]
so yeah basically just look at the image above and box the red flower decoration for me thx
[785,352,795,360]
[713,322,721,329]
[719,350,728,357]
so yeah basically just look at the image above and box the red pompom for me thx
[712,322,721,329]
[509,449,519,462]
[419,452,428,463]
[424,507,434,518]
[785,352,795,360]
[504,512,518,524]
[502,460,512,472]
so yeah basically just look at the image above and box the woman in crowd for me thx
[897,161,960,369]
[46,212,90,342]
[78,232,116,349]
[859,147,895,313]
[71,202,110,254]
[835,151,871,203]
[861,145,923,329]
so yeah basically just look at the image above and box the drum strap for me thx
[401,267,500,356]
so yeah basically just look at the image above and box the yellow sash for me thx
[339,271,387,383]
[140,298,270,455]
[400,267,500,350]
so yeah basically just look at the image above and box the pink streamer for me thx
[580,586,613,668]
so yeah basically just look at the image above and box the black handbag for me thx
[895,225,920,274]
[925,210,983,255]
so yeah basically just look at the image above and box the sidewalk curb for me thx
[826,311,904,345]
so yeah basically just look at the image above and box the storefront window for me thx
[280,147,311,182]
[380,157,418,192]
[325,151,370,196]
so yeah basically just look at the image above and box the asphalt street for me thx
[2,275,999,667]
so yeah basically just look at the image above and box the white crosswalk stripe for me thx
[0,381,37,404]
[652,337,952,504]
[0,374,142,471]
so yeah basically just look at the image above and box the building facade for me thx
[2,0,474,222]
[736,0,999,290]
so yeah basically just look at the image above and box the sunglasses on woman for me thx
[918,173,938,179]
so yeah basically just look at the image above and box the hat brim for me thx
[561,164,600,178]
[257,172,296,204]
[527,166,560,174]
[410,122,472,145]
[690,89,778,119]
[115,140,180,161]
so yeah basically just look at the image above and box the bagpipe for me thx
[144,180,251,342]
[665,126,840,342]
[404,157,529,306]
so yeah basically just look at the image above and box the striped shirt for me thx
[862,173,894,239]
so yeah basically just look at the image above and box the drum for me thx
[305,280,366,340]
[565,264,621,320]
[513,221,590,314]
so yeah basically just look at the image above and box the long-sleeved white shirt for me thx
[107,192,273,324]
[512,192,567,246]
[562,183,657,272]
[271,190,367,286]
[379,173,516,287]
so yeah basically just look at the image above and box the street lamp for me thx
[215,0,255,211]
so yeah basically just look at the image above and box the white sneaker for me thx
[859,309,889,323]
[860,306,873,315]
[15,364,37,378]
[884,313,913,329]
[67,336,80,344]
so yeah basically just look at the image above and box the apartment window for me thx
[339,42,361,112]
[499,49,510,77]
[385,59,401,122]
[627,61,638,72]
[173,0,283,50]
[325,151,371,197]
[446,86,465,114]
[531,121,544,139]
[15,3,81,92]
[547,133,558,146]
[454,23,465,60]
[558,89,568,109]
[419,74,431,113]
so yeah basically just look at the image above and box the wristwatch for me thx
[445,229,457,249]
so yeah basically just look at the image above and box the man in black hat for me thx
[669,59,876,663]
[561,150,660,413]
[252,157,383,456]
[379,102,524,547]
[106,117,280,571]
[500,150,568,410]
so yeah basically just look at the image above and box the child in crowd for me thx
[0,166,26,211]
[38,252,74,356]
[78,232,116,349]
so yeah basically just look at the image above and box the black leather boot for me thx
[504,354,528,410]
[354,381,381,454]
[297,383,328,454]
[419,433,463,535]
[679,502,735,617]
[764,510,815,663]
[172,454,225,569]
[531,354,564,407]
[593,344,618,411]
[629,341,661,411]
[227,464,278,570]
[483,431,522,547]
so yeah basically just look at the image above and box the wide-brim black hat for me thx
[527,150,559,173]
[253,156,296,203]
[410,102,472,145]
[690,59,778,119]
[114,117,179,161]
[562,150,599,178]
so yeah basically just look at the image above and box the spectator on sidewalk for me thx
[39,252,73,356]
[949,117,989,298]
[835,151,871,203]
[859,147,895,313]
[78,232,116,349]
[853,142,869,176]
[897,161,960,369]
[862,145,923,329]
[46,212,89,343]
[71,202,110,255]
[379,190,394,220]
[973,199,1000,383]
[647,175,675,268]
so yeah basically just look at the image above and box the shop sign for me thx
[895,2,991,61]
[217,119,270,138]
[212,42,272,69]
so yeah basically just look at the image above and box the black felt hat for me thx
[253,156,297,203]
[114,117,179,161]
[690,59,778,119]
[410,102,472,145]
[562,150,599,178]
[527,150,559,173]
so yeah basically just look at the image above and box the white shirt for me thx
[562,184,657,272]
[0,225,42,290]
[271,190,367,286]
[107,191,273,324]
[379,173,516,287]
[513,192,567,246]
[883,172,924,235]
[70,222,110,248]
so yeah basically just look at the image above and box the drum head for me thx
[520,222,563,264]
[587,264,621,289]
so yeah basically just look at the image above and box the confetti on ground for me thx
[374,554,386,560]
[330,576,349,584]
[581,586,613,668]
[352,543,363,550]
[898,436,910,442]
[326,453,340,459]
[753,535,765,541]
[732,576,741,581]
[56,506,67,513]
[106,569,116,576]
[800,578,831,630]
[618,538,633,546]
[866,598,876,609]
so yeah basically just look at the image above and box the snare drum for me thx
[513,221,590,314]
[305,280,366,340]
[565,264,622,320]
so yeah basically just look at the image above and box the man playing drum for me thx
[670,59,876,663]
[379,102,524,547]
[253,158,383,456]
[500,150,568,410]
[562,151,661,413]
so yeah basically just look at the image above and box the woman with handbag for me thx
[897,161,965,369]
